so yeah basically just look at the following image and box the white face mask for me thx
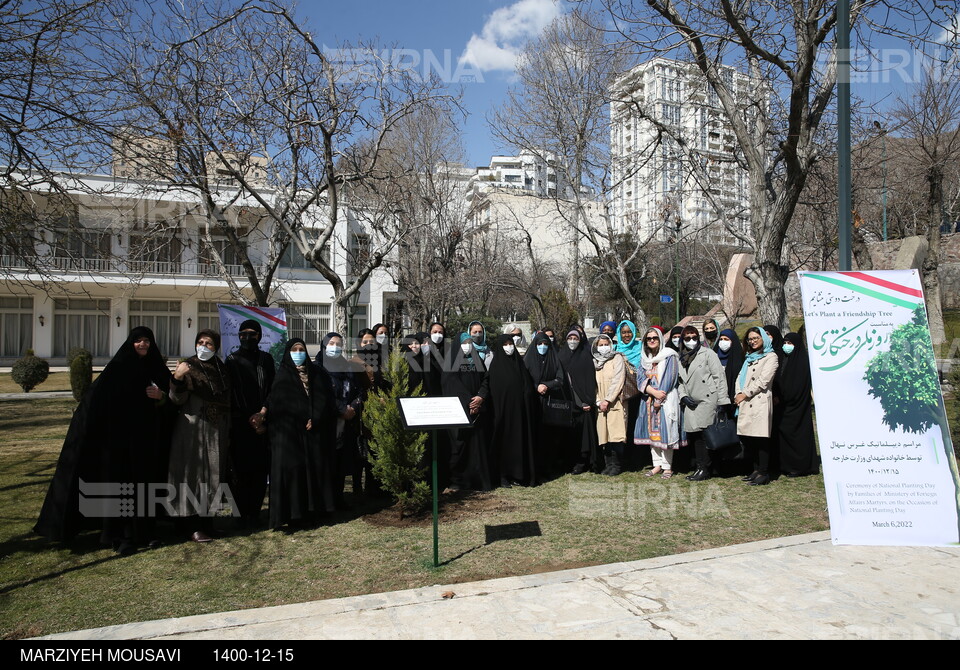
[684,339,698,350]
[782,343,795,355]
[718,340,732,352]
[671,336,681,348]
[597,345,612,356]
[567,340,579,350]
[512,335,521,345]
[196,345,215,361]
[502,345,515,356]
[431,332,444,344]
[461,343,472,354]
[325,344,342,358]
[376,334,387,344]
[420,343,430,355]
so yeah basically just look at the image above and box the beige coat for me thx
[595,353,626,443]
[735,352,779,438]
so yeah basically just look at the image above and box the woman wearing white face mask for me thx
[592,334,626,476]
[168,329,231,542]
[715,328,744,413]
[476,334,538,487]
[677,326,730,482]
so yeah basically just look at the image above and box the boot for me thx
[602,446,622,476]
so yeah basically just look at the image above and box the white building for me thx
[0,172,395,364]
[471,152,573,199]
[610,57,754,245]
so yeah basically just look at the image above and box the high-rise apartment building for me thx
[610,57,755,245]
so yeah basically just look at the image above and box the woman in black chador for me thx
[776,332,820,477]
[267,339,336,530]
[441,334,492,492]
[557,326,599,474]
[477,334,539,487]
[225,319,275,528]
[34,326,173,555]
[524,331,566,479]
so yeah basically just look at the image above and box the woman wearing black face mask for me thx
[225,319,276,528]
[677,326,730,482]
[702,319,720,350]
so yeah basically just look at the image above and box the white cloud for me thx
[459,0,563,72]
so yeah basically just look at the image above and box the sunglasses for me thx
[683,336,699,342]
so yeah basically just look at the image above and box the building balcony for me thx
[2,254,256,279]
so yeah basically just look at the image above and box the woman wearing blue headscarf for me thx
[617,319,643,470]
[734,327,779,486]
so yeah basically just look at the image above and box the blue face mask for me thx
[291,351,307,366]
[782,344,795,355]
[537,344,549,355]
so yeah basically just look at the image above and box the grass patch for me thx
[1,397,832,639]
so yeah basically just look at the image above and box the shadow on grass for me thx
[438,521,543,567]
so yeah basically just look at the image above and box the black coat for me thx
[268,340,337,527]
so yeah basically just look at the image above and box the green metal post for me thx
[838,0,852,270]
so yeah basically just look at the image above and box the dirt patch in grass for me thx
[363,491,518,528]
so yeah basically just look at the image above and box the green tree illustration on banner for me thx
[865,306,942,433]
[864,304,960,539]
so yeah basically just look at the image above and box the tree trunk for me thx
[745,258,789,333]
[925,168,946,346]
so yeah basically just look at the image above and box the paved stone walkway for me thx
[40,531,960,640]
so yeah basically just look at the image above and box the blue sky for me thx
[293,0,956,167]
[297,0,568,167]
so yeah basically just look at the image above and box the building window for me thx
[281,303,331,347]
[129,299,181,357]
[280,241,332,270]
[0,296,33,357]
[53,298,110,357]
[349,234,370,275]
[198,233,246,276]
[350,305,368,342]
[197,301,220,334]
[128,226,182,274]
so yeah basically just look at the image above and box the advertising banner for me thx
[798,270,960,545]
[216,304,288,369]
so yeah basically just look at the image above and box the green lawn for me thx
[0,397,831,639]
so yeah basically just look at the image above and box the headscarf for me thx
[702,318,721,349]
[616,319,642,368]
[598,321,617,338]
[777,332,812,402]
[502,323,525,348]
[279,338,311,394]
[715,328,743,367]
[558,325,596,405]
[639,327,677,371]
[678,325,702,370]
[467,320,488,360]
[763,324,785,362]
[665,326,683,352]
[591,334,617,370]
[195,328,221,354]
[182,329,228,398]
[738,327,774,392]
[457,333,481,371]
[524,331,562,385]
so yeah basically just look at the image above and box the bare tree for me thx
[890,64,960,345]
[1,0,126,287]
[595,0,956,332]
[100,0,458,331]
[488,11,653,324]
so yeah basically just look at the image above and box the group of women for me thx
[35,321,402,555]
[400,318,819,492]
[34,316,819,555]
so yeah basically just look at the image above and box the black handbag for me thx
[542,395,574,427]
[704,409,739,451]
